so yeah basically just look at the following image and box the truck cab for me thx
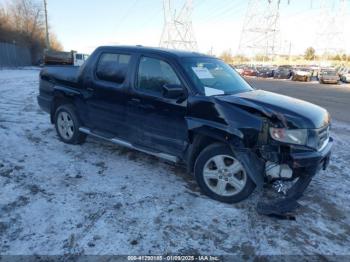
[73,53,89,67]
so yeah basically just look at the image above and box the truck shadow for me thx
[87,136,201,194]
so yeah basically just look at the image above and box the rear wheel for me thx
[54,104,86,144]
[194,143,255,203]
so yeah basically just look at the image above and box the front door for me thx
[127,55,188,156]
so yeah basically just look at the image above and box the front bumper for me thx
[294,75,310,81]
[322,79,338,84]
[289,137,333,171]
[257,137,333,217]
[274,75,290,79]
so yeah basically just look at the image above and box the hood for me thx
[216,90,330,129]
[295,70,311,76]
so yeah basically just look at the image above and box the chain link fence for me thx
[0,42,31,67]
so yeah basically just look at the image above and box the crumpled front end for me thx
[215,90,333,217]
[245,117,333,218]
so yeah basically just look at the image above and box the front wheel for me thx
[194,143,255,203]
[54,104,86,144]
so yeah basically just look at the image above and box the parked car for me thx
[37,46,332,206]
[273,65,293,79]
[241,66,258,77]
[340,69,350,83]
[319,69,340,84]
[231,64,245,75]
[292,68,313,82]
[256,67,274,78]
[337,66,347,77]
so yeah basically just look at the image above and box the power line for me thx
[115,0,139,33]
[142,9,163,28]
[200,1,247,25]
[313,0,347,57]
[195,0,236,22]
[159,0,198,51]
[237,0,283,60]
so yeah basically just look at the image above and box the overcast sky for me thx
[2,0,349,55]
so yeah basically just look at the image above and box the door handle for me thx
[130,98,141,103]
[128,98,141,106]
[139,104,154,110]
[128,98,154,110]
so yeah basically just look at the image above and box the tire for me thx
[194,143,255,203]
[54,104,86,144]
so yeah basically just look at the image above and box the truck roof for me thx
[96,45,213,59]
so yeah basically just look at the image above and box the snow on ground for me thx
[0,68,349,256]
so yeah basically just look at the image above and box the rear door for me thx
[85,52,134,139]
[126,55,188,156]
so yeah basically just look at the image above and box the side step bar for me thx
[79,127,178,163]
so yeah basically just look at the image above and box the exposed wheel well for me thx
[187,133,228,173]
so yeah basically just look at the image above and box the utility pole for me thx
[288,41,291,63]
[238,0,285,61]
[43,0,50,50]
[159,0,198,51]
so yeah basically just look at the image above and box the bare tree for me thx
[49,33,63,51]
[0,5,12,41]
[304,47,316,61]
[219,50,233,64]
[9,0,45,62]
[0,0,62,64]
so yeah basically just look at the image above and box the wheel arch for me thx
[185,126,244,174]
[186,127,265,189]
[50,91,75,124]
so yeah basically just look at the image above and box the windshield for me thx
[278,67,290,71]
[322,70,336,76]
[258,67,269,71]
[181,57,253,96]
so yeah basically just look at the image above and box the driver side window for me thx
[137,56,181,95]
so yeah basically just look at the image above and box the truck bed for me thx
[40,66,80,85]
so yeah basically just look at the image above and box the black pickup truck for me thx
[38,46,332,211]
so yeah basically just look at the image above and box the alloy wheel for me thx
[203,154,247,197]
[57,111,75,140]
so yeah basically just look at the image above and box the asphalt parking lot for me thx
[246,77,350,123]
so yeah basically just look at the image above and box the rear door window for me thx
[96,53,131,84]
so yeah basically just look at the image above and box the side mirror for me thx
[162,84,185,99]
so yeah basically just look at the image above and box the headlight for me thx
[269,128,308,145]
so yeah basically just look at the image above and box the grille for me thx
[317,125,330,150]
